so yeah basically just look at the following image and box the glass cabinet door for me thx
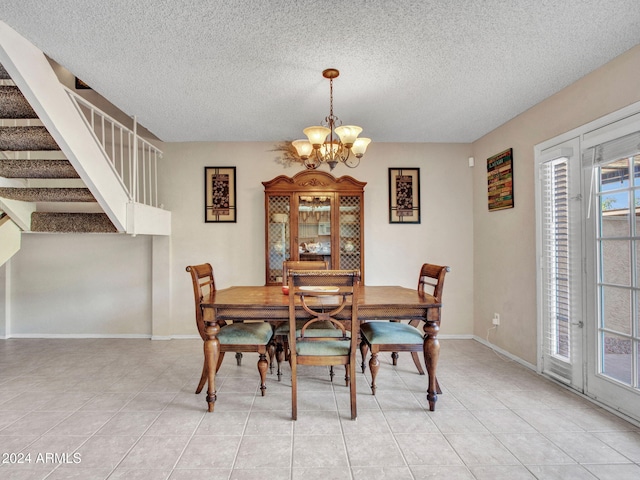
[266,195,290,283]
[297,194,333,268]
[338,195,362,270]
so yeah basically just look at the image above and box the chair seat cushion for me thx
[274,320,342,337]
[296,339,351,356]
[218,322,273,345]
[360,321,423,345]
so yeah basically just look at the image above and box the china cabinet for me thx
[263,170,366,285]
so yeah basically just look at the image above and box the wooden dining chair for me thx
[287,269,360,420]
[359,263,450,395]
[186,263,274,397]
[272,260,330,380]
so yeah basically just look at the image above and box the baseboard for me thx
[6,333,152,339]
[2,333,202,340]
[472,335,537,371]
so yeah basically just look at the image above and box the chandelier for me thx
[292,68,371,170]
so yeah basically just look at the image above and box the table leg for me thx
[204,322,221,412]
[423,314,440,411]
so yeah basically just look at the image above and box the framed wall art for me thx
[389,167,420,223]
[205,166,236,223]
[487,148,514,211]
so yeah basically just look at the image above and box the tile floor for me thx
[1,338,639,479]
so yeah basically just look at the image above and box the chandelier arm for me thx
[304,155,320,170]
[344,152,360,168]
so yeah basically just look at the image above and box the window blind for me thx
[540,156,572,382]
[582,130,640,167]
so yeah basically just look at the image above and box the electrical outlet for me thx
[492,313,500,326]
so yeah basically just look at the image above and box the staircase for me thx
[0,64,117,233]
[0,20,170,266]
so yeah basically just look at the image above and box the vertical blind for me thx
[540,155,573,382]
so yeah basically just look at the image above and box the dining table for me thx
[200,284,443,413]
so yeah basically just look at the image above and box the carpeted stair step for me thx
[31,212,117,233]
[0,159,80,179]
[0,187,95,202]
[0,64,9,80]
[0,126,59,151]
[0,86,38,119]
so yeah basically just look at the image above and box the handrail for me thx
[63,86,162,207]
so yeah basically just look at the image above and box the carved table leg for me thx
[276,342,285,381]
[258,352,268,396]
[423,317,440,411]
[359,341,369,373]
[368,351,380,395]
[204,322,221,412]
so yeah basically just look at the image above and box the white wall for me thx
[8,233,152,336]
[161,141,474,337]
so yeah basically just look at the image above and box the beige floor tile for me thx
[175,435,241,469]
[2,338,640,478]
[118,435,190,469]
[292,435,348,468]
[233,435,292,469]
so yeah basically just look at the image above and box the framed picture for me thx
[205,167,236,223]
[487,148,514,211]
[389,168,420,223]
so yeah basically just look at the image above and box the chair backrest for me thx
[288,269,360,349]
[282,260,328,286]
[186,263,216,341]
[417,263,450,302]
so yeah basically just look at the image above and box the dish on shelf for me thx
[271,213,288,223]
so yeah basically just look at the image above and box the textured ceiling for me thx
[1,1,639,143]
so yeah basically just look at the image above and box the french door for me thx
[537,138,583,390]
[583,130,640,420]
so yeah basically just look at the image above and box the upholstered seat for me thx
[186,263,273,400]
[360,321,423,345]
[218,322,274,345]
[359,263,449,395]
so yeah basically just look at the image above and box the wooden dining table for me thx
[200,285,443,413]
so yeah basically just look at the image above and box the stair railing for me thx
[63,86,162,208]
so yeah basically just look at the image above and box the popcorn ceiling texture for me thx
[0,1,639,143]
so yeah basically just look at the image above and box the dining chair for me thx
[287,269,360,420]
[186,263,274,397]
[272,260,330,380]
[359,263,450,395]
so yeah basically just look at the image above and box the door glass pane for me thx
[600,240,630,286]
[602,332,632,384]
[601,286,632,334]
[298,195,331,267]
